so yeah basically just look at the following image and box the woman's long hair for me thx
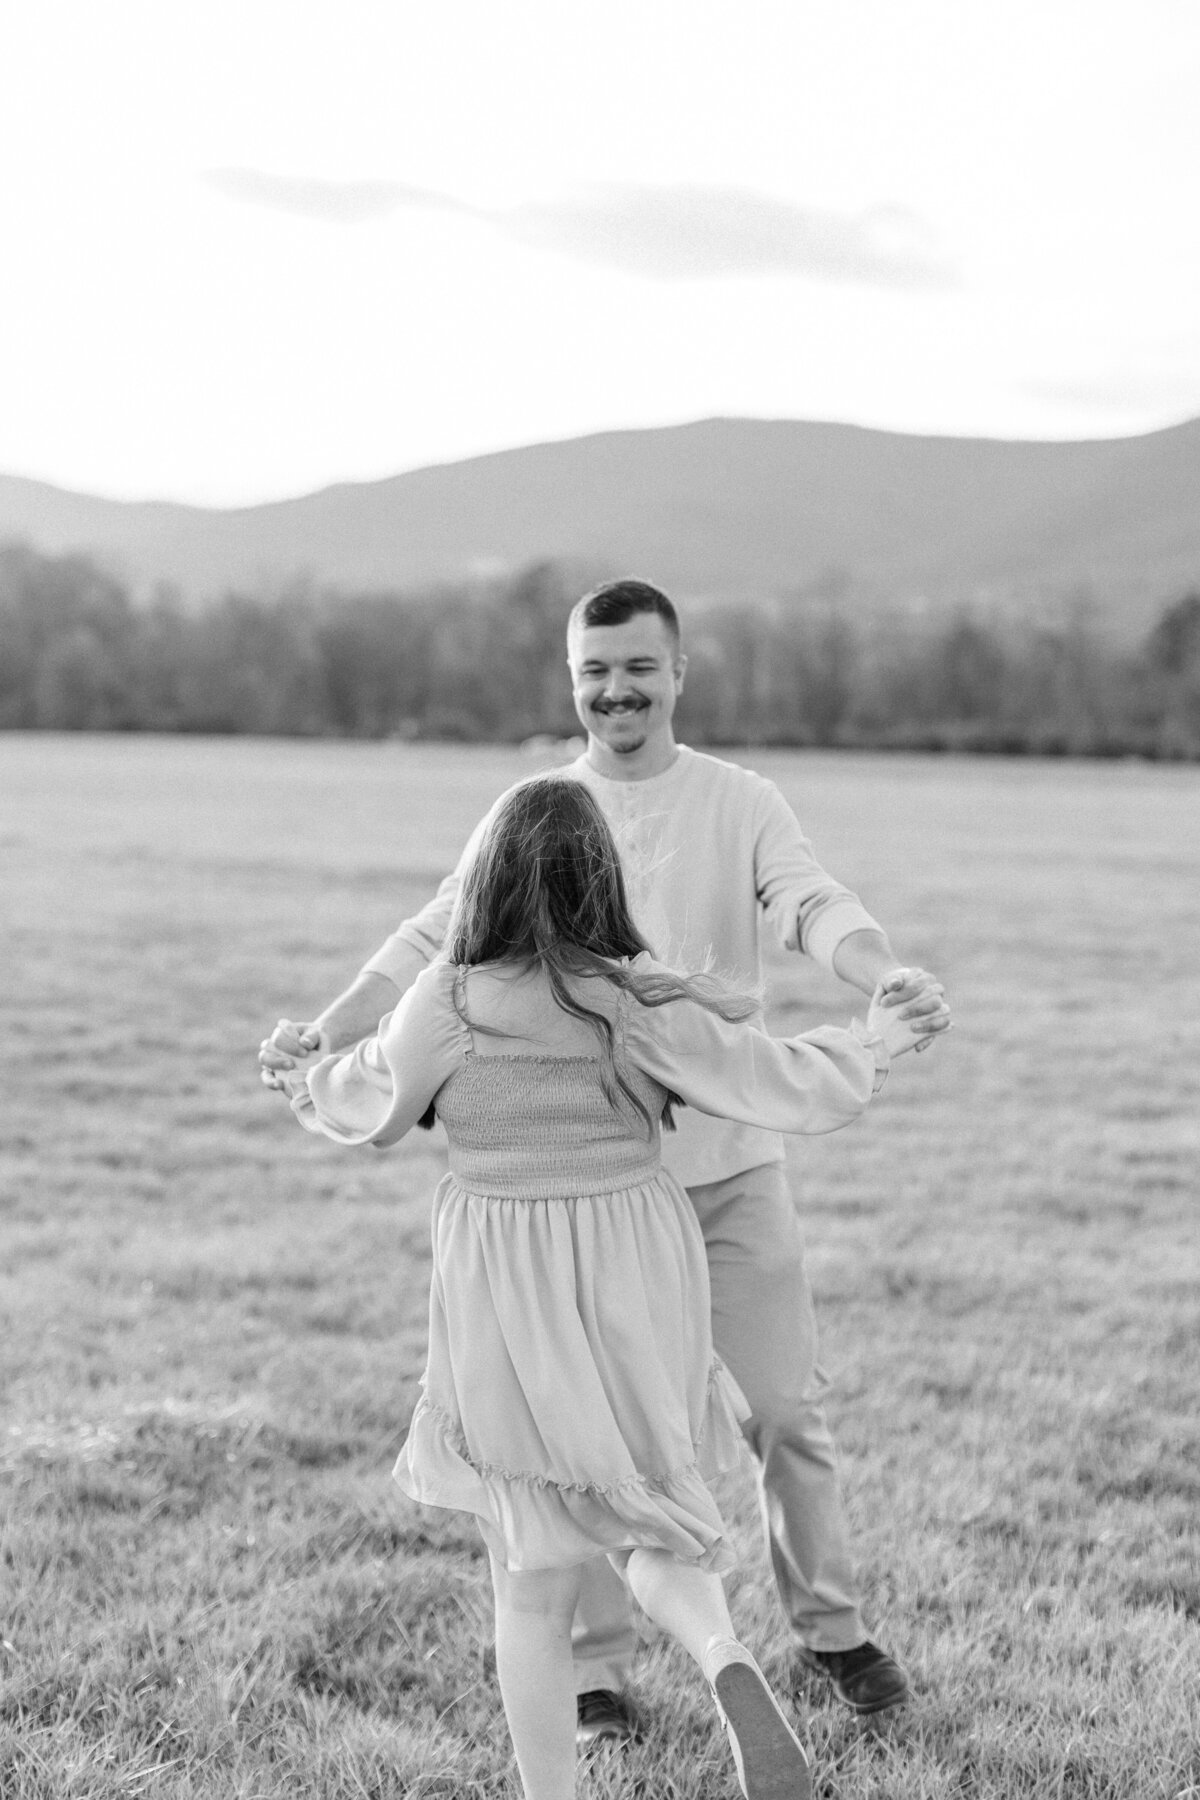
[440,775,760,1133]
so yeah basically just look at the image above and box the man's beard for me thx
[592,702,649,753]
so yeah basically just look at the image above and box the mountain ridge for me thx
[2,414,1198,638]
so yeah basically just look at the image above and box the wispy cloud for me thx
[202,168,955,288]
[201,167,477,225]
[505,185,956,287]
[1020,371,1200,413]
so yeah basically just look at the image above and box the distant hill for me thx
[2,416,1199,639]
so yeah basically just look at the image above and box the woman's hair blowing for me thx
[443,775,758,1132]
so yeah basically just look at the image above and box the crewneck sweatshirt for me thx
[363,745,882,1187]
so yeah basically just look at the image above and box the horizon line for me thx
[2,407,1197,514]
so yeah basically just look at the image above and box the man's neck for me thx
[585,733,681,782]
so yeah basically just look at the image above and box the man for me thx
[261,579,950,1741]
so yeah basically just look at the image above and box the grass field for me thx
[3,733,1199,1800]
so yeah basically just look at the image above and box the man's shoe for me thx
[795,1641,909,1716]
[576,1688,637,1750]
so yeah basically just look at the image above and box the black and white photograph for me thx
[3,4,1198,1797]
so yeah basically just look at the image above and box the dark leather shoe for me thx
[795,1641,909,1715]
[576,1688,638,1749]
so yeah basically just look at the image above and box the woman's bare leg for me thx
[623,1548,812,1799]
[489,1553,584,1800]
[622,1546,735,1665]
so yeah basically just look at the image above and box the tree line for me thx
[2,541,1198,758]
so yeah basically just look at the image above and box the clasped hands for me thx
[868,967,952,1058]
[259,1019,323,1120]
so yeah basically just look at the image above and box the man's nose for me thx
[603,669,631,698]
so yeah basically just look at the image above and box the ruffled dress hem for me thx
[394,1361,748,1573]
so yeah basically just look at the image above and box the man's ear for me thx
[674,653,688,692]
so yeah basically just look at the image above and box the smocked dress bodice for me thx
[435,1053,665,1200]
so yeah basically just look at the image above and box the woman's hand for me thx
[281,1066,318,1125]
[260,1018,321,1091]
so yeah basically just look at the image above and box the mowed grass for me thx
[2,732,1198,1800]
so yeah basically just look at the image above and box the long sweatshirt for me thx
[361,744,883,1187]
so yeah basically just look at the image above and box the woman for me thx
[278,776,941,1800]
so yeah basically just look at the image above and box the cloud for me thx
[200,167,476,225]
[504,185,957,287]
[1020,371,1200,413]
[201,168,955,288]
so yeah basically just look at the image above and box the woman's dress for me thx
[297,957,880,1572]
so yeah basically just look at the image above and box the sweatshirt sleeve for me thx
[300,961,464,1147]
[622,958,880,1137]
[753,779,884,969]
[361,870,462,982]
[358,792,503,984]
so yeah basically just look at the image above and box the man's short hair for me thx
[568,578,681,648]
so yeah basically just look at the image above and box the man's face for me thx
[567,613,686,758]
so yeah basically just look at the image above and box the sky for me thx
[3,0,1199,506]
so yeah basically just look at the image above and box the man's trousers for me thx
[572,1160,864,1693]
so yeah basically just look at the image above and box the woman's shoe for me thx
[704,1639,812,1800]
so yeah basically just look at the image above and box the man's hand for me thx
[260,1019,321,1090]
[258,970,404,1092]
[875,967,952,1052]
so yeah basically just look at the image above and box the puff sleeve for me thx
[621,957,879,1137]
[299,961,466,1148]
